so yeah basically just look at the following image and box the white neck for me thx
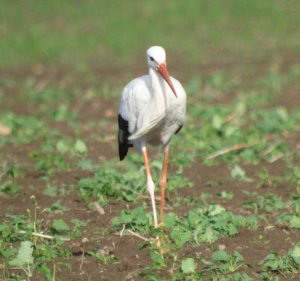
[128,67,168,140]
[149,67,169,109]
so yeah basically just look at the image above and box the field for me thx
[1,1,300,280]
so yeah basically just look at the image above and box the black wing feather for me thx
[118,114,132,161]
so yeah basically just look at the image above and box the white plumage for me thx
[118,46,186,229]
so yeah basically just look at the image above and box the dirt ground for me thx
[1,57,300,280]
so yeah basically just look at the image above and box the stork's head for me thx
[146,46,177,98]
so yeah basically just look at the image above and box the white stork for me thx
[118,46,186,228]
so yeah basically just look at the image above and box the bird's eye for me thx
[149,56,154,62]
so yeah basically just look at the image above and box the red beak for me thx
[157,63,177,98]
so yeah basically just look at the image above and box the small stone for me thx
[0,123,11,136]
[82,237,89,243]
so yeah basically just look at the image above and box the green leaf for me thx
[56,140,69,154]
[181,257,196,274]
[290,244,300,265]
[112,206,151,233]
[211,250,229,262]
[72,218,87,228]
[290,216,300,229]
[77,159,94,171]
[231,165,252,182]
[9,241,34,267]
[46,200,68,213]
[208,204,225,216]
[164,212,179,227]
[218,191,234,200]
[202,226,216,243]
[39,264,53,281]
[171,227,192,247]
[233,272,253,281]
[231,165,245,179]
[51,219,70,233]
[276,107,289,122]
[233,251,244,262]
[212,115,223,130]
[150,250,165,267]
[261,252,277,262]
[74,139,88,154]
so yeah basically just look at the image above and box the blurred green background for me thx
[1,0,300,74]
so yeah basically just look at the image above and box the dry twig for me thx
[94,202,105,215]
[17,231,70,241]
[207,141,260,160]
[126,230,149,241]
[206,132,296,160]
[120,224,126,236]
[260,141,281,157]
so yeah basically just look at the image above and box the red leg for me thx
[160,146,169,226]
[142,147,158,228]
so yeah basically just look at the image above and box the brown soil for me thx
[1,57,300,280]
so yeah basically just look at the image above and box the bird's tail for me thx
[118,114,132,161]
[118,131,130,161]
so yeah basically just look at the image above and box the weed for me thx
[259,243,300,278]
[0,197,71,280]
[88,250,120,265]
[44,200,68,214]
[1,113,46,145]
[186,205,253,244]
[243,192,286,214]
[112,205,152,233]
[203,250,246,275]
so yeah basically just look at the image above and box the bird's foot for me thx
[153,227,171,253]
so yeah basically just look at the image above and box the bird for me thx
[118,46,186,229]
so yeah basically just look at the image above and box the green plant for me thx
[112,205,152,233]
[186,205,253,245]
[0,197,71,280]
[0,162,22,196]
[259,243,300,277]
[88,250,120,265]
[9,241,34,279]
[201,250,251,280]
[243,192,286,214]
